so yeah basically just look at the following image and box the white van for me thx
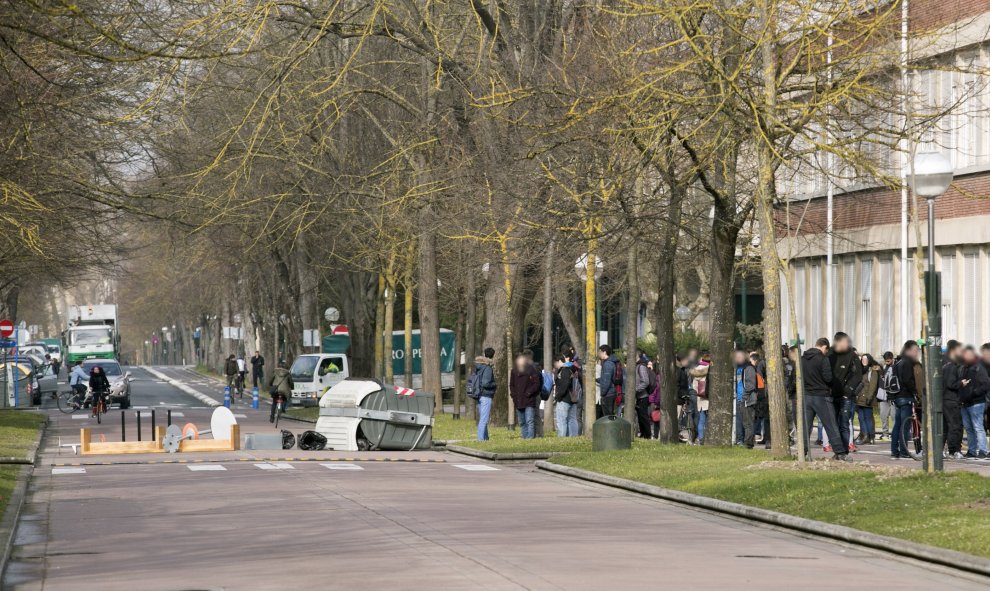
[289,354,349,406]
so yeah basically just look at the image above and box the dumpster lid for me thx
[319,379,383,408]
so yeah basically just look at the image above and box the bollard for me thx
[121,411,126,442]
[167,409,172,427]
[151,410,156,442]
[136,411,142,442]
[252,387,260,410]
[223,386,231,408]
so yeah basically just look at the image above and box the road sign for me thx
[0,320,13,338]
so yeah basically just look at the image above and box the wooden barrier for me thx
[80,424,240,455]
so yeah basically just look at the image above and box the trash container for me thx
[315,379,434,451]
[592,415,632,451]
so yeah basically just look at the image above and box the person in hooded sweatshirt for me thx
[828,332,862,453]
[474,347,497,441]
[597,345,620,416]
[941,340,965,459]
[802,337,849,461]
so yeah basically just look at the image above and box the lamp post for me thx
[910,151,953,473]
[575,253,604,433]
[675,306,692,334]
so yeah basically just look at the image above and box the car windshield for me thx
[47,345,60,354]
[70,328,112,346]
[82,361,122,377]
[289,357,318,382]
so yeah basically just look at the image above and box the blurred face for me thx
[982,348,990,365]
[884,357,893,366]
[788,349,797,362]
[598,350,608,361]
[833,338,849,353]
[553,359,563,370]
[904,345,920,362]
[963,349,978,365]
[861,355,869,367]
[514,356,526,371]
[734,351,746,365]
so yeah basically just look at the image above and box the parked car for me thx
[80,359,131,409]
[0,357,42,406]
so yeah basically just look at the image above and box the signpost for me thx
[0,320,12,408]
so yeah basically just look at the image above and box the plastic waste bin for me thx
[592,415,632,451]
[315,378,434,451]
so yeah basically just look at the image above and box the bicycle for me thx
[272,394,286,429]
[235,373,245,400]
[900,402,924,461]
[91,389,110,424]
[57,388,87,414]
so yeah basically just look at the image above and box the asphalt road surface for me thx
[5,367,988,590]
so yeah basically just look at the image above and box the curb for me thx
[143,366,220,407]
[535,461,990,580]
[0,415,48,579]
[445,445,568,462]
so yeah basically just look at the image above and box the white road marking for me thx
[233,414,247,418]
[255,462,295,470]
[187,464,226,471]
[453,464,499,471]
[321,463,364,471]
[70,415,89,420]
[52,468,86,475]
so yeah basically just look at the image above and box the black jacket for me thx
[801,349,833,397]
[89,372,111,393]
[893,358,920,400]
[942,360,962,401]
[783,359,797,399]
[251,354,265,375]
[554,365,574,403]
[959,362,990,406]
[828,349,862,399]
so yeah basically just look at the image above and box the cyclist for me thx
[69,361,89,405]
[89,365,111,415]
[267,361,294,423]
[235,355,247,396]
[224,354,238,391]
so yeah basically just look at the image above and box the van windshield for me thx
[289,357,318,382]
[70,328,112,346]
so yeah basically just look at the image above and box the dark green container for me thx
[592,415,632,451]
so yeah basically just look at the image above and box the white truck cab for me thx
[289,354,349,406]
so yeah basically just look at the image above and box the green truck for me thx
[64,304,119,364]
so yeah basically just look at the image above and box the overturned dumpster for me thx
[315,378,434,451]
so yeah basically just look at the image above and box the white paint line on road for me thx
[321,463,364,471]
[142,366,220,407]
[70,415,89,420]
[255,463,295,470]
[233,414,247,418]
[52,468,86,475]
[453,464,499,471]
[187,464,226,471]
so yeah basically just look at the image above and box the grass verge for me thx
[434,415,592,453]
[552,443,990,559]
[0,411,45,519]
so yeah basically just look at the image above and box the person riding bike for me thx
[224,354,239,392]
[69,361,89,404]
[267,361,294,423]
[89,365,111,415]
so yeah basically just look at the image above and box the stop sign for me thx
[0,319,13,338]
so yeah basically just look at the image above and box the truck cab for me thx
[289,354,349,406]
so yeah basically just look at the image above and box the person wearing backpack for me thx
[470,347,497,441]
[634,352,654,439]
[941,340,965,459]
[750,352,769,446]
[553,355,581,436]
[734,350,758,448]
[876,352,895,440]
[597,345,621,417]
[689,354,711,444]
[801,337,849,461]
[890,340,923,459]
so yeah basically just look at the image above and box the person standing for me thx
[553,355,580,437]
[828,332,862,453]
[734,350,757,448]
[690,354,711,444]
[890,341,924,459]
[942,340,965,459]
[509,352,541,439]
[474,347,497,441]
[784,346,798,435]
[801,338,849,461]
[959,346,989,459]
[597,346,620,417]
[855,354,880,445]
[250,350,265,388]
[634,352,654,439]
[876,352,895,440]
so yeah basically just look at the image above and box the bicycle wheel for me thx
[901,414,923,461]
[274,400,283,429]
[57,391,80,414]
[96,400,102,424]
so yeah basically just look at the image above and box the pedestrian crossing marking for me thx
[453,464,499,471]
[187,464,226,471]
[70,415,89,420]
[255,463,294,470]
[52,467,86,475]
[321,463,363,471]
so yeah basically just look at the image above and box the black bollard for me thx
[136,411,142,442]
[151,410,157,442]
[167,409,172,427]
[121,411,126,442]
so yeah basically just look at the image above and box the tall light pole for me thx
[910,151,953,473]
[675,306,691,334]
[576,253,604,433]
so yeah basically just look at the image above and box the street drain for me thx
[735,555,817,560]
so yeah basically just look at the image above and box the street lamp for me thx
[910,150,953,473]
[675,305,692,333]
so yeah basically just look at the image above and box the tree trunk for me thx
[374,274,385,379]
[543,240,555,433]
[384,278,396,384]
[337,272,377,377]
[418,211,443,410]
[583,245,598,435]
[481,253,512,427]
[403,283,414,387]
[623,242,639,427]
[465,268,477,420]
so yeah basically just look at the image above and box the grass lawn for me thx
[554,443,990,559]
[434,414,593,453]
[0,411,46,519]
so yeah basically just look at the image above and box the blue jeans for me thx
[516,406,536,439]
[891,397,913,457]
[555,400,579,437]
[962,402,988,455]
[697,410,707,443]
[477,396,493,441]
[856,406,874,438]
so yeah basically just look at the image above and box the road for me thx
[4,367,987,590]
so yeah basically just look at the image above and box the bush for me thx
[736,322,764,349]
[674,329,709,353]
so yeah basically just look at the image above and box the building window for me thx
[810,262,822,340]
[795,264,807,343]
[942,254,955,339]
[879,258,893,353]
[964,253,980,345]
[861,259,874,352]
[843,261,856,333]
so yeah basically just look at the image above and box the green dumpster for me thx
[592,415,632,451]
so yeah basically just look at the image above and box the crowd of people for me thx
[469,333,990,461]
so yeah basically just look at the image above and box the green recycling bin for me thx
[592,415,632,451]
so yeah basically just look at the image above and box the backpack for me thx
[540,370,554,401]
[755,371,766,391]
[613,360,624,385]
[569,375,583,404]
[881,364,901,395]
[466,369,483,400]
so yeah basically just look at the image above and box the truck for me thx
[64,304,119,364]
[322,328,456,390]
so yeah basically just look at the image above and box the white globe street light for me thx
[675,305,692,333]
[910,151,953,199]
[324,307,340,323]
[574,253,604,281]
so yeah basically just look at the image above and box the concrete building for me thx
[777,0,990,355]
